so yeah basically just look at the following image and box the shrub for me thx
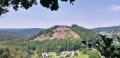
[88,50,101,58]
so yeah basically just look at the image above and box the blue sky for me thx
[0,0,120,29]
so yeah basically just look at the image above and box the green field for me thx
[66,55,89,58]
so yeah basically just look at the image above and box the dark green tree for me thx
[95,34,120,58]
[0,0,75,16]
[82,34,120,58]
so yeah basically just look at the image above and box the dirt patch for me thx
[34,25,80,41]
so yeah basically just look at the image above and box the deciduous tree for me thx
[0,0,75,16]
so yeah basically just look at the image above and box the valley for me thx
[0,25,120,58]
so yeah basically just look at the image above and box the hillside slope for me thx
[70,24,98,41]
[93,26,120,35]
[29,25,98,41]
[34,25,80,41]
[0,31,26,41]
[0,28,43,36]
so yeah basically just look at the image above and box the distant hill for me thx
[34,25,80,41]
[93,26,120,35]
[70,24,98,41]
[0,31,26,41]
[0,28,43,36]
[29,25,98,41]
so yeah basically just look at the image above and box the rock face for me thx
[34,25,80,41]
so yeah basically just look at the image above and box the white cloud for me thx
[97,5,120,12]
[109,5,120,11]
[96,9,102,12]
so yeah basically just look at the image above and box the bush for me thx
[88,50,101,58]
[81,48,90,54]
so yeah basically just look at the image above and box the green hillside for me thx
[0,28,43,36]
[27,25,58,40]
[70,24,98,41]
[93,26,120,35]
[29,25,98,42]
[0,31,26,41]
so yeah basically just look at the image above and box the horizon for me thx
[0,24,119,29]
[0,0,120,29]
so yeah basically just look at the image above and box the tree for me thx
[0,0,75,16]
[56,46,62,53]
[95,34,120,58]
[82,34,120,58]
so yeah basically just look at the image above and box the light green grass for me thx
[66,55,89,58]
[46,55,55,58]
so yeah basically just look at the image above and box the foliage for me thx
[70,24,98,42]
[0,46,30,58]
[0,0,75,16]
[88,50,101,58]
[28,24,99,42]
[93,26,120,35]
[81,48,90,54]
[82,41,93,48]
[81,33,120,58]
[27,25,58,40]
[0,28,43,36]
[0,31,26,41]
[0,25,109,58]
[95,34,120,58]
[57,46,62,53]
[37,25,58,36]
[26,39,83,56]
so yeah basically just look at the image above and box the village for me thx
[41,50,88,58]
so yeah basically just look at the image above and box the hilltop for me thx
[34,25,80,41]
[70,25,98,41]
[29,24,98,41]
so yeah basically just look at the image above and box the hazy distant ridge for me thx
[0,28,43,36]
[93,25,120,35]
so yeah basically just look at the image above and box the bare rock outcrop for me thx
[34,25,80,41]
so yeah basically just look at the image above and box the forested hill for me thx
[0,28,43,36]
[29,25,98,42]
[0,31,26,41]
[70,24,98,41]
[93,26,120,35]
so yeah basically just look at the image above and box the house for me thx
[76,50,79,52]
[70,51,75,57]
[113,41,119,44]
[42,52,48,58]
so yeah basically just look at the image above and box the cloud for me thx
[96,9,102,12]
[109,5,120,11]
[97,5,120,12]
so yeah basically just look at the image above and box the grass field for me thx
[66,55,89,58]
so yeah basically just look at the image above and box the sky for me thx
[0,0,120,29]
